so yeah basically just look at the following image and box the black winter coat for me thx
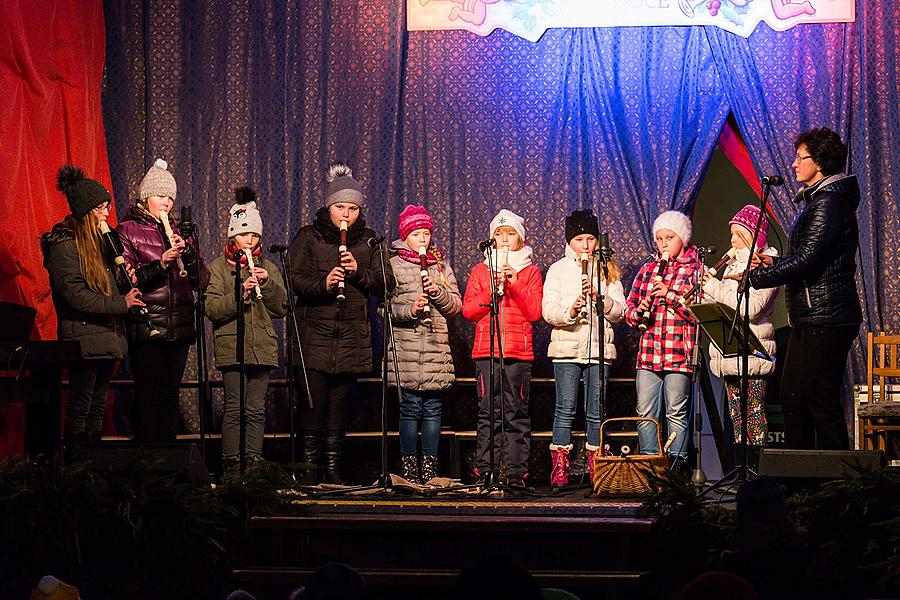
[288,209,395,375]
[40,222,129,360]
[750,174,863,327]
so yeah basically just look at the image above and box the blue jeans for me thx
[399,389,443,456]
[552,362,610,447]
[635,370,691,458]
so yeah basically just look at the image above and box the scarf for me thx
[483,244,533,272]
[313,206,367,246]
[225,239,262,267]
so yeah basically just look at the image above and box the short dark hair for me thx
[794,127,847,176]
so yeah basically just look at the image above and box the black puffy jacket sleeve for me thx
[750,192,846,290]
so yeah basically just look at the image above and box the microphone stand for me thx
[180,214,211,464]
[271,245,311,480]
[233,250,248,475]
[704,181,772,495]
[689,247,709,488]
[316,235,397,496]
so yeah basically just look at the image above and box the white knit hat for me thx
[227,187,263,237]
[139,158,177,200]
[652,210,692,245]
[490,209,526,242]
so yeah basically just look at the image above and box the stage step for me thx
[233,500,655,599]
[231,566,648,588]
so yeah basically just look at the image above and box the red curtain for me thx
[0,0,114,457]
[0,0,115,340]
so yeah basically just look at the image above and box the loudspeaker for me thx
[77,443,210,484]
[758,448,884,480]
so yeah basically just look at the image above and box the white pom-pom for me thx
[153,158,169,171]
[38,575,61,593]
[326,162,352,183]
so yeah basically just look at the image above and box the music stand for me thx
[689,301,772,497]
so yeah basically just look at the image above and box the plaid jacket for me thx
[625,245,702,373]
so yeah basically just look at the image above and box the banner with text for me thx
[407,0,855,40]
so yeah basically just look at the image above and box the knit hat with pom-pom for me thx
[29,575,81,600]
[227,187,263,237]
[324,162,365,208]
[56,165,111,218]
[139,158,177,200]
[398,204,434,241]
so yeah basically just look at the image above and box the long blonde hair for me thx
[600,257,620,283]
[66,213,111,296]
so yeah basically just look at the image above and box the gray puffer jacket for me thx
[387,241,462,390]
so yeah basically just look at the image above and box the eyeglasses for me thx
[92,202,111,213]
[794,154,813,162]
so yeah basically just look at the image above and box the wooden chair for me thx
[858,332,900,453]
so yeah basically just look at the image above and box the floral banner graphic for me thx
[407,0,855,40]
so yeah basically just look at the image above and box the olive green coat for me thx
[205,255,287,369]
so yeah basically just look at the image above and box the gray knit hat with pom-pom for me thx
[324,162,365,208]
[139,158,177,200]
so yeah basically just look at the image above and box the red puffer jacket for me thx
[462,262,543,361]
[116,206,204,343]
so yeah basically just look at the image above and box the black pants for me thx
[780,324,859,450]
[67,359,117,434]
[296,368,355,436]
[475,359,532,478]
[130,340,191,443]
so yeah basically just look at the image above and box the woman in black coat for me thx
[749,127,862,450]
[288,163,394,484]
[41,166,145,461]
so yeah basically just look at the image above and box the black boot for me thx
[323,435,345,485]
[63,430,89,466]
[301,435,322,485]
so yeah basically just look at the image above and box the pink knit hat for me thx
[729,204,768,250]
[398,205,434,240]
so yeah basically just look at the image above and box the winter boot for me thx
[323,435,345,485]
[63,430,89,466]
[400,454,420,484]
[549,443,573,488]
[301,434,323,485]
[585,443,600,484]
[421,455,438,484]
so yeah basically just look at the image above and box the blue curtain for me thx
[101,1,899,425]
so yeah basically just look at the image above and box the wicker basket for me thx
[592,417,668,497]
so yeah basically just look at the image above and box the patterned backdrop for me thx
[101,1,899,430]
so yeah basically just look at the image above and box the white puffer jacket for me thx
[542,245,626,363]
[702,246,780,377]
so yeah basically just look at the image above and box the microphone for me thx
[268,243,289,253]
[476,238,496,252]
[599,232,614,262]
[178,206,193,235]
[366,235,386,248]
[761,175,784,186]
[696,245,718,255]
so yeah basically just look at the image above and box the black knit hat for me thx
[56,165,111,218]
[564,209,600,242]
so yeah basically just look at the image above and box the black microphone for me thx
[696,245,718,255]
[367,235,386,248]
[268,243,289,253]
[476,238,496,252]
[761,175,784,186]
[178,205,192,235]
[599,232,614,261]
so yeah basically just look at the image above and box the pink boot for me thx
[585,443,600,483]
[550,443,572,488]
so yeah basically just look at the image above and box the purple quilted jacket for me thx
[116,205,205,343]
